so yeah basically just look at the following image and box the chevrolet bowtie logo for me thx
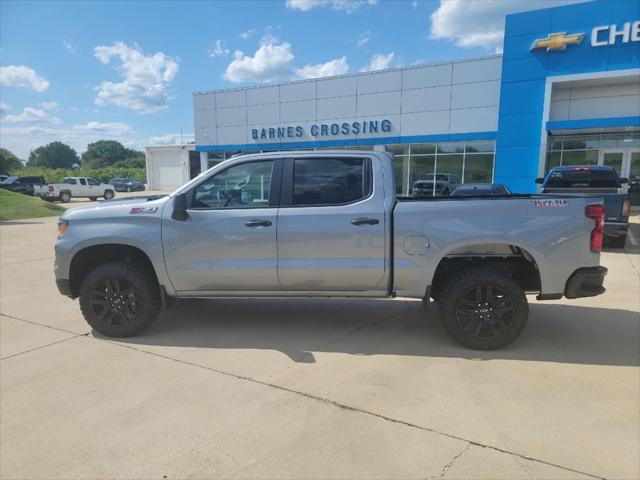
[530,32,585,51]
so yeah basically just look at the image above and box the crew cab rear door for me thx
[276,155,387,292]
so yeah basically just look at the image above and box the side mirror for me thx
[171,193,189,221]
[619,177,629,184]
[534,177,544,184]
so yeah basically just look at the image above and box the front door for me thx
[162,159,280,293]
[599,149,628,178]
[276,156,387,292]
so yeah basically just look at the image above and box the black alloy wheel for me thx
[454,284,514,340]
[89,276,140,328]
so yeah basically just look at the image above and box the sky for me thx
[0,0,584,159]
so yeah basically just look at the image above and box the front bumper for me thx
[564,266,608,299]
[604,222,628,237]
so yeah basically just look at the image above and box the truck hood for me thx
[61,194,171,219]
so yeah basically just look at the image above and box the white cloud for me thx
[1,121,136,158]
[430,0,587,52]
[3,107,62,124]
[294,56,349,79]
[63,40,75,53]
[0,102,11,113]
[223,36,295,83]
[239,29,256,40]
[72,121,131,135]
[357,30,372,46]
[223,35,350,83]
[93,41,179,113]
[148,132,195,145]
[40,101,59,111]
[286,0,377,13]
[0,65,50,92]
[412,0,418,9]
[209,39,230,58]
[361,52,395,72]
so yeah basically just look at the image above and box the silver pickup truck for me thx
[54,150,608,349]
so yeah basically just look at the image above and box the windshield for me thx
[545,169,619,188]
[1,176,18,184]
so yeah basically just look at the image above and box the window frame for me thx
[279,156,373,208]
[186,158,283,211]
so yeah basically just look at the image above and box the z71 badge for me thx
[130,207,158,214]
[534,199,568,208]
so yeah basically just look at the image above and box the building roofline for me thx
[193,53,503,96]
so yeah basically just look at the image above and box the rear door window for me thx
[291,158,371,206]
[63,178,77,184]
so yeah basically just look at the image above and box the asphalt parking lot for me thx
[1,206,638,479]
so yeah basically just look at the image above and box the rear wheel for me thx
[438,267,528,350]
[79,261,161,337]
[89,196,97,201]
[60,191,71,203]
[104,189,114,200]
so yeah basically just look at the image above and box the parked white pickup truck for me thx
[45,177,116,203]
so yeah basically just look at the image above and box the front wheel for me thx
[60,191,71,203]
[126,186,132,192]
[438,267,528,350]
[79,261,161,337]
[104,189,114,200]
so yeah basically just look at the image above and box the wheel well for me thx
[430,244,541,300]
[69,244,157,297]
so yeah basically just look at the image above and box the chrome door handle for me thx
[351,217,379,226]
[244,219,272,228]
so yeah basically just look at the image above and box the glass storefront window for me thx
[561,136,600,150]
[437,142,465,154]
[464,154,494,183]
[394,155,409,195]
[387,140,495,196]
[545,151,561,172]
[387,144,409,156]
[409,155,435,195]
[411,144,436,155]
[560,150,598,166]
[465,141,494,153]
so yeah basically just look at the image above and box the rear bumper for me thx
[604,222,628,237]
[564,266,607,299]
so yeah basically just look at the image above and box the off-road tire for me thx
[438,267,528,350]
[60,191,71,203]
[79,261,161,337]
[608,235,626,248]
[89,196,98,201]
[104,189,114,200]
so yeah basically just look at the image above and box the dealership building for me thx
[149,0,639,193]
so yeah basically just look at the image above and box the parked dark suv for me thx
[109,178,145,192]
[0,175,47,196]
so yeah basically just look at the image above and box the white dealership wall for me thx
[193,55,503,149]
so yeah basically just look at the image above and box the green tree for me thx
[82,140,127,168]
[0,148,24,174]
[27,142,79,169]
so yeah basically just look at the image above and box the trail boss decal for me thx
[534,199,568,208]
[130,207,158,214]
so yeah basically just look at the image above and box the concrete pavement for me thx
[1,214,638,479]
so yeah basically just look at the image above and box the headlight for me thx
[57,219,69,236]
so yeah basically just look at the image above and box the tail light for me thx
[49,185,54,192]
[622,198,630,217]
[585,204,605,252]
